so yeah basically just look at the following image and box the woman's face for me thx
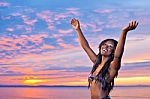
[100,40,115,57]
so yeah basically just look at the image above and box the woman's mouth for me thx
[102,48,107,52]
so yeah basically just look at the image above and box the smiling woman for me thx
[71,18,138,99]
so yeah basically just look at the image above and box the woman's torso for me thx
[89,65,112,99]
[90,79,109,99]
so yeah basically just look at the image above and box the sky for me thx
[0,0,150,86]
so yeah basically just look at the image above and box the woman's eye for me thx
[109,45,112,48]
[109,46,113,49]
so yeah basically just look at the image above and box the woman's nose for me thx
[104,45,108,48]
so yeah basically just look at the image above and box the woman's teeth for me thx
[103,49,107,52]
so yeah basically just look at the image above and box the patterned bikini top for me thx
[88,72,112,91]
[88,56,117,93]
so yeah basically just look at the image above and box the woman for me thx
[71,18,138,99]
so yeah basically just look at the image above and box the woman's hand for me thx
[71,18,80,30]
[122,21,138,32]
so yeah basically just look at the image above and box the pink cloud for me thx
[68,10,80,16]
[0,2,10,7]
[36,10,53,23]
[92,28,103,32]
[41,44,55,50]
[0,37,21,51]
[58,42,75,49]
[80,23,88,30]
[80,23,102,32]
[54,14,68,20]
[0,34,49,55]
[11,13,22,17]
[24,19,37,26]
[66,8,79,11]
[94,9,113,14]
[36,10,55,30]
[54,9,80,20]
[22,15,37,26]
[65,8,80,16]
[58,29,73,34]
[87,23,97,29]
[16,25,24,30]
[25,26,32,33]
[27,34,48,45]
[51,34,63,38]
[56,38,64,43]
[105,20,121,28]
[47,24,55,30]
[6,28,14,32]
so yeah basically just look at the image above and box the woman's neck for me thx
[92,56,111,76]
[101,56,111,65]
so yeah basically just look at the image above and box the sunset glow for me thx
[23,79,48,85]
[0,0,150,86]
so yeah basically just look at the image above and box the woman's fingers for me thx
[71,18,80,30]
[123,21,138,31]
[71,18,77,25]
[129,21,138,30]
[71,19,75,24]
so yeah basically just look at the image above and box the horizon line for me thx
[0,85,150,87]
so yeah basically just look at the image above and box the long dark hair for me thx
[91,39,118,74]
[89,39,118,92]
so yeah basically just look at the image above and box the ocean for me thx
[0,86,149,99]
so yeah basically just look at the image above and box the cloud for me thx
[58,29,73,34]
[47,24,55,30]
[6,28,14,32]
[0,33,49,59]
[66,8,79,11]
[11,13,22,17]
[87,23,97,29]
[36,11,54,23]
[57,42,75,49]
[21,15,37,26]
[118,61,150,77]
[121,61,150,70]
[92,28,103,32]
[54,13,68,20]
[0,2,10,7]
[40,44,55,50]
[94,9,113,14]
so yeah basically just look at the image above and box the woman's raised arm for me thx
[109,21,138,81]
[114,21,138,62]
[71,18,97,63]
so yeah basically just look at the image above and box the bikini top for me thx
[88,58,116,92]
[88,73,111,91]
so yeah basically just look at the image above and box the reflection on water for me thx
[0,87,149,99]
[111,87,150,99]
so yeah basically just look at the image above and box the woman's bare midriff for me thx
[90,79,109,99]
